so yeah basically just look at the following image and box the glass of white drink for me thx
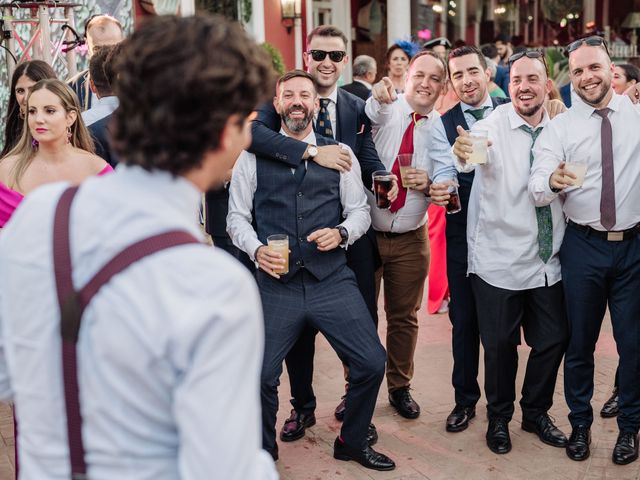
[267,234,289,275]
[467,130,489,165]
[564,160,588,188]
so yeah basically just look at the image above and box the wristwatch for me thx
[336,225,349,245]
[306,145,318,159]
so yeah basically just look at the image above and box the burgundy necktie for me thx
[595,108,616,230]
[389,112,425,213]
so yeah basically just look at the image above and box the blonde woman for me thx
[0,79,112,227]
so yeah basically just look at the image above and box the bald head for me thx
[86,16,124,56]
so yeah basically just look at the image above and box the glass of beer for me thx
[267,234,289,275]
[372,170,394,209]
[467,130,489,165]
[444,180,461,214]
[564,160,588,188]
[397,154,416,188]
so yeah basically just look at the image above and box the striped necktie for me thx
[520,124,553,263]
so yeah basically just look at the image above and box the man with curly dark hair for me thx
[0,14,277,479]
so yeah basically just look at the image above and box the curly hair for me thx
[2,79,95,189]
[1,60,57,158]
[110,14,274,175]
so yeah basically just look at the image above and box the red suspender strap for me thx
[52,186,200,479]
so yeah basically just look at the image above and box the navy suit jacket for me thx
[88,113,117,167]
[249,88,383,190]
[340,81,371,101]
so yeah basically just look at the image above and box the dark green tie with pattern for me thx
[467,106,490,121]
[520,124,552,263]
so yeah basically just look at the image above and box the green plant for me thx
[261,42,286,76]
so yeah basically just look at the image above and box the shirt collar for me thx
[397,93,431,119]
[461,94,493,113]
[571,91,622,118]
[354,78,373,90]
[279,128,317,145]
[116,164,201,220]
[507,102,549,130]
[320,87,339,105]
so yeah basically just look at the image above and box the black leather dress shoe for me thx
[600,387,619,418]
[367,423,378,446]
[486,418,511,454]
[333,437,395,471]
[280,409,316,442]
[389,387,420,419]
[613,432,639,465]
[566,425,591,461]
[522,413,567,447]
[446,405,476,432]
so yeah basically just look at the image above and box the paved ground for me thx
[0,281,634,480]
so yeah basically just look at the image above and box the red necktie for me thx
[390,112,424,213]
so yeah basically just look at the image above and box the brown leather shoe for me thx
[280,409,316,442]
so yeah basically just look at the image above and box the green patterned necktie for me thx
[520,124,553,263]
[467,106,490,121]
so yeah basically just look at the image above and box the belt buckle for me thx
[607,231,624,241]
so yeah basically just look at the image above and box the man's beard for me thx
[517,101,544,118]
[576,79,611,107]
[283,104,313,133]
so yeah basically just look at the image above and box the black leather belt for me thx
[568,220,640,242]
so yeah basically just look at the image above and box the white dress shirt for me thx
[0,165,277,480]
[364,94,440,233]
[429,95,495,183]
[530,93,640,231]
[227,130,370,260]
[457,103,565,290]
[81,95,120,127]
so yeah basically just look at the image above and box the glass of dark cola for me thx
[445,180,461,214]
[372,170,394,209]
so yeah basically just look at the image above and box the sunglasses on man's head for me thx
[566,36,609,56]
[508,50,548,73]
[308,50,347,62]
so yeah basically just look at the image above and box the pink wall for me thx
[264,0,296,70]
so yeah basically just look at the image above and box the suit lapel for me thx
[336,89,356,145]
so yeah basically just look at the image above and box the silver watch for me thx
[307,145,318,159]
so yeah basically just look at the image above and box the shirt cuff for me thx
[249,239,265,261]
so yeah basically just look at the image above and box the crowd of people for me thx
[0,10,640,480]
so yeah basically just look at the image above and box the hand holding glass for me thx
[467,130,489,165]
[372,170,394,209]
[267,234,289,275]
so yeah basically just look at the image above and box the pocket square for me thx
[357,124,365,134]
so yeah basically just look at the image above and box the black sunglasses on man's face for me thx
[308,50,347,62]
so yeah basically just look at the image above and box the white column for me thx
[328,0,352,81]
[180,0,195,16]
[38,5,51,64]
[458,0,467,42]
[305,0,313,39]
[249,0,265,43]
[440,0,448,38]
[474,0,482,46]
[387,0,411,46]
[294,17,303,69]
[583,0,596,33]
[533,0,539,44]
